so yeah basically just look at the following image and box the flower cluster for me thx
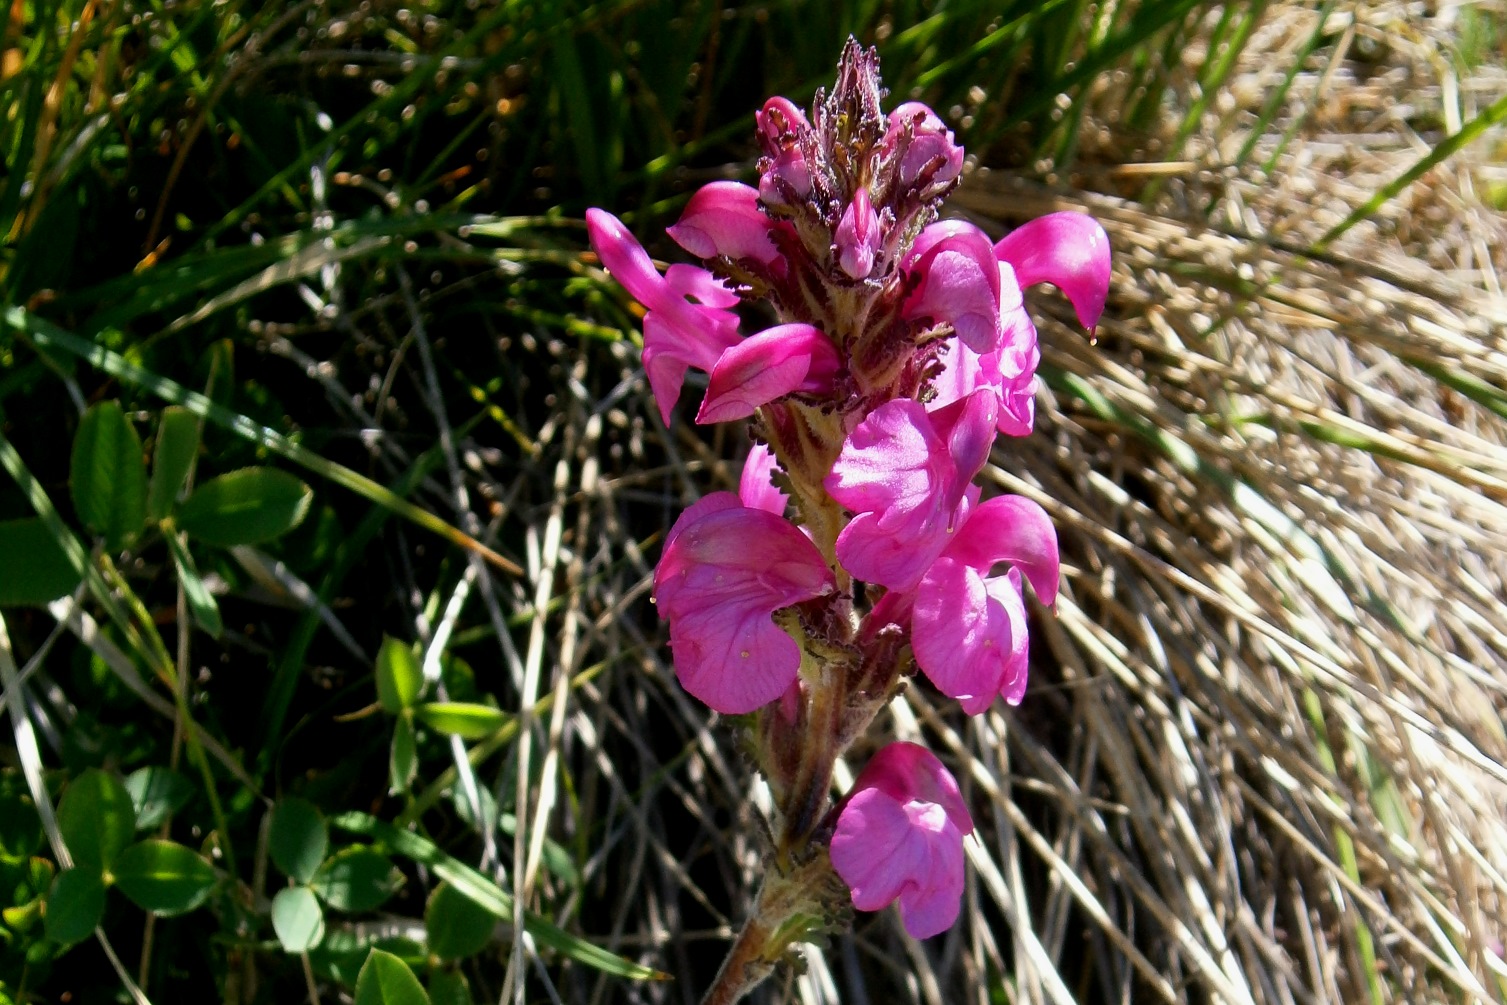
[589,40,1109,955]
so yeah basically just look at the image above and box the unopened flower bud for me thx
[835,187,881,279]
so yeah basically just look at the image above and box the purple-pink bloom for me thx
[654,493,835,714]
[835,187,881,280]
[830,742,974,939]
[993,212,1112,332]
[697,324,840,425]
[930,264,1042,437]
[885,102,964,193]
[911,495,1059,712]
[587,209,742,426]
[902,220,1002,353]
[827,390,998,592]
[667,181,783,269]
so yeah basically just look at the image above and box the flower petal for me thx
[831,743,972,939]
[654,505,834,714]
[903,221,1003,353]
[642,312,742,427]
[946,495,1060,606]
[738,442,787,516]
[667,181,782,267]
[912,557,1005,713]
[664,264,741,309]
[993,212,1111,332]
[696,324,839,424]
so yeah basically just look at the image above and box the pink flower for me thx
[654,481,835,715]
[830,742,973,939]
[667,181,783,269]
[885,102,964,194]
[993,212,1112,333]
[834,187,881,280]
[826,390,998,592]
[910,495,1059,712]
[902,220,1002,353]
[930,263,1041,436]
[587,209,742,425]
[697,323,841,425]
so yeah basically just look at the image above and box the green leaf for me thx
[311,845,403,912]
[390,716,417,795]
[413,702,508,739]
[426,970,474,1005]
[110,839,218,916]
[268,797,328,884]
[44,869,105,946]
[0,517,82,606]
[331,812,665,980]
[123,767,194,831]
[354,948,431,1005]
[69,400,148,551]
[57,769,136,874]
[425,882,501,961]
[146,406,200,522]
[175,467,312,546]
[271,885,326,953]
[375,637,423,714]
[164,531,223,637]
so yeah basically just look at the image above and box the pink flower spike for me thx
[697,324,839,424]
[903,221,1002,353]
[835,187,881,280]
[830,742,973,939]
[993,212,1111,332]
[654,499,834,714]
[946,495,1060,606]
[667,182,782,268]
[738,442,787,516]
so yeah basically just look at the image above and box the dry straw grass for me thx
[289,4,1507,1002]
[510,4,1507,1002]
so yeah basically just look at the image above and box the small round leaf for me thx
[269,798,328,884]
[45,868,106,946]
[175,467,312,546]
[57,769,136,874]
[271,885,326,953]
[354,948,431,1005]
[0,518,82,607]
[425,882,502,961]
[110,839,217,916]
[311,846,403,913]
[124,767,194,832]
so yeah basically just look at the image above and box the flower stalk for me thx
[588,38,1112,1001]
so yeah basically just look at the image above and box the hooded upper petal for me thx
[903,221,1003,353]
[589,208,743,425]
[696,324,839,424]
[946,495,1060,606]
[993,212,1111,332]
[667,182,783,268]
[654,500,834,714]
[830,742,973,939]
